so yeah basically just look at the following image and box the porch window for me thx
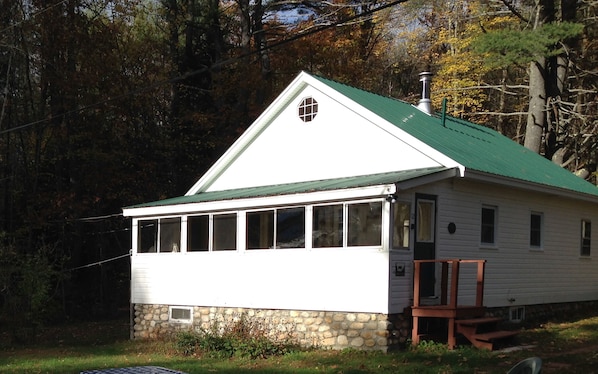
[138,219,157,253]
[160,218,181,252]
[313,204,343,247]
[213,214,237,251]
[530,212,543,248]
[276,207,305,248]
[188,215,209,251]
[247,210,274,249]
[481,205,497,245]
[138,218,181,253]
[581,220,591,257]
[348,201,382,246]
[392,201,411,249]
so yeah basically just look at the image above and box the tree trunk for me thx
[524,58,546,153]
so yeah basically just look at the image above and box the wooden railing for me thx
[413,259,486,308]
[411,259,487,349]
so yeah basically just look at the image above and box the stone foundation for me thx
[487,300,598,328]
[133,301,598,351]
[133,304,411,351]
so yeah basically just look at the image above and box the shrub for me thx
[174,331,202,356]
[174,313,297,359]
[0,243,66,344]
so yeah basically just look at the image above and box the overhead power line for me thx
[0,0,408,136]
[0,0,70,36]
[65,252,130,272]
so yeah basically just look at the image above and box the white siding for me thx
[206,85,442,191]
[388,249,413,313]
[131,175,598,314]
[131,248,391,313]
[413,178,598,308]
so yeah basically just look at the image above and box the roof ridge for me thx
[309,73,413,107]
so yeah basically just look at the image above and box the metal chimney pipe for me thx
[417,72,433,115]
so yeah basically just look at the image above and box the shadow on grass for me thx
[3,315,598,374]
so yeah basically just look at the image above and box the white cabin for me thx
[123,72,598,350]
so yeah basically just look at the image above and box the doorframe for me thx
[414,193,437,298]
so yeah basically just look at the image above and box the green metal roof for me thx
[313,75,598,198]
[127,167,450,209]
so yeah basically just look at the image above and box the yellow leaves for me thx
[424,4,521,119]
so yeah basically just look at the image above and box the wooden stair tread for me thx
[474,330,519,342]
[456,317,502,325]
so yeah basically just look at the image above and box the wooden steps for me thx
[410,259,518,350]
[456,317,518,350]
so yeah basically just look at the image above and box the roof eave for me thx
[185,72,314,195]
[395,167,461,191]
[123,183,397,218]
[466,169,598,203]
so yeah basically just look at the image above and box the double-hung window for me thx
[581,220,591,257]
[481,205,497,246]
[530,212,543,248]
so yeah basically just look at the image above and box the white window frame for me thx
[311,199,384,249]
[509,306,525,323]
[581,219,591,257]
[136,216,181,254]
[169,306,193,324]
[480,205,498,247]
[185,211,238,252]
[139,198,388,254]
[298,96,318,122]
[416,198,435,244]
[244,206,307,250]
[391,200,412,250]
[529,211,544,249]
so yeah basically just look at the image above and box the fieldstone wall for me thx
[133,304,411,351]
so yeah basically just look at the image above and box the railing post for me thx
[440,262,448,305]
[476,260,486,307]
[450,260,459,309]
[413,261,421,307]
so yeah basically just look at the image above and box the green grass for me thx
[1,314,598,374]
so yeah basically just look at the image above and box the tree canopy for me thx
[0,0,596,332]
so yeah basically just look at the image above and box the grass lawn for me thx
[1,312,598,374]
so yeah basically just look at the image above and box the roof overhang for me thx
[395,167,460,191]
[124,184,396,218]
[123,167,457,218]
[466,169,598,204]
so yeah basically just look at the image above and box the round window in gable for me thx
[298,97,318,122]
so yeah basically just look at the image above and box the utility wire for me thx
[77,212,124,222]
[0,0,408,136]
[0,0,70,36]
[65,252,130,272]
